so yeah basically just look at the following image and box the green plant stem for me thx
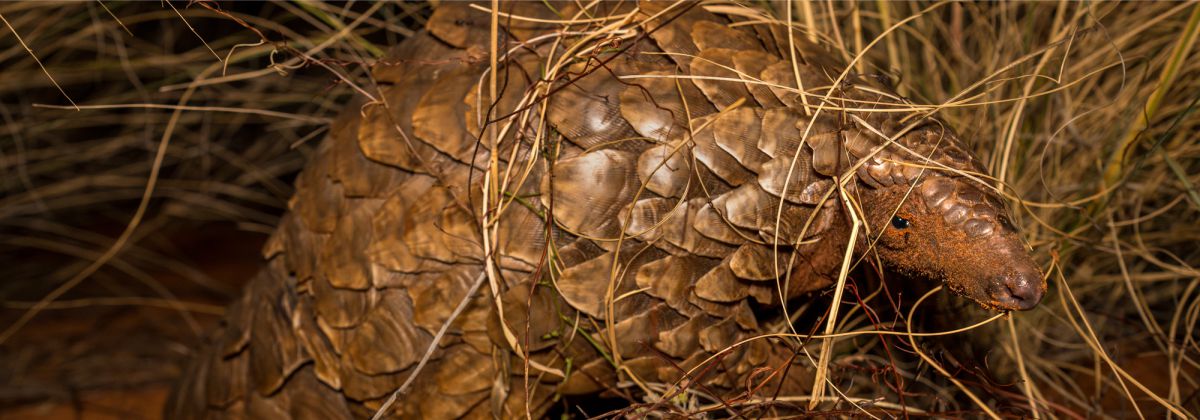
[1102,3,1200,188]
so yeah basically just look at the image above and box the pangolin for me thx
[167,1,1046,418]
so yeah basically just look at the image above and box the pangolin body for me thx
[168,2,1046,418]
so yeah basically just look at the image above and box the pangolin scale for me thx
[168,1,1045,418]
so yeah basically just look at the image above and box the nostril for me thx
[1005,282,1033,306]
[988,273,1045,311]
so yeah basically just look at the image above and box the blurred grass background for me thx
[0,1,1196,418]
[0,2,426,417]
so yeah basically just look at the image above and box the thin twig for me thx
[371,272,487,420]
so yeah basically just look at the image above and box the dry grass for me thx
[471,2,1200,418]
[0,0,425,412]
[1,1,1197,418]
[777,2,1200,418]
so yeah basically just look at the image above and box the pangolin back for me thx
[168,1,1016,418]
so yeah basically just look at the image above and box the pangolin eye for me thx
[891,215,911,229]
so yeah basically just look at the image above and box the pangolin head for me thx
[853,123,1045,311]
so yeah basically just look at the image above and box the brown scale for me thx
[168,1,1046,418]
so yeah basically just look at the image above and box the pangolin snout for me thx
[986,269,1044,311]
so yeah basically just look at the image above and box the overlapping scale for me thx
[733,50,785,108]
[412,64,489,164]
[729,243,791,281]
[367,176,458,274]
[311,273,370,329]
[635,254,717,313]
[407,264,483,336]
[328,109,404,198]
[607,303,687,357]
[694,256,749,302]
[404,345,492,419]
[712,107,771,171]
[279,366,354,418]
[758,107,810,159]
[390,186,481,266]
[619,70,715,142]
[247,277,308,396]
[756,153,831,206]
[318,199,381,290]
[547,58,645,151]
[541,149,639,239]
[759,59,831,109]
[672,198,739,257]
[690,114,756,186]
[655,313,712,358]
[556,244,664,318]
[344,289,432,376]
[690,48,753,110]
[495,197,551,272]
[637,0,716,69]
[490,278,575,353]
[622,197,680,242]
[698,315,742,353]
[693,201,752,245]
[808,130,851,177]
[462,52,537,145]
[290,149,343,234]
[293,298,343,390]
[204,341,247,408]
[359,32,462,173]
[712,183,830,242]
[636,140,692,198]
[690,20,762,51]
